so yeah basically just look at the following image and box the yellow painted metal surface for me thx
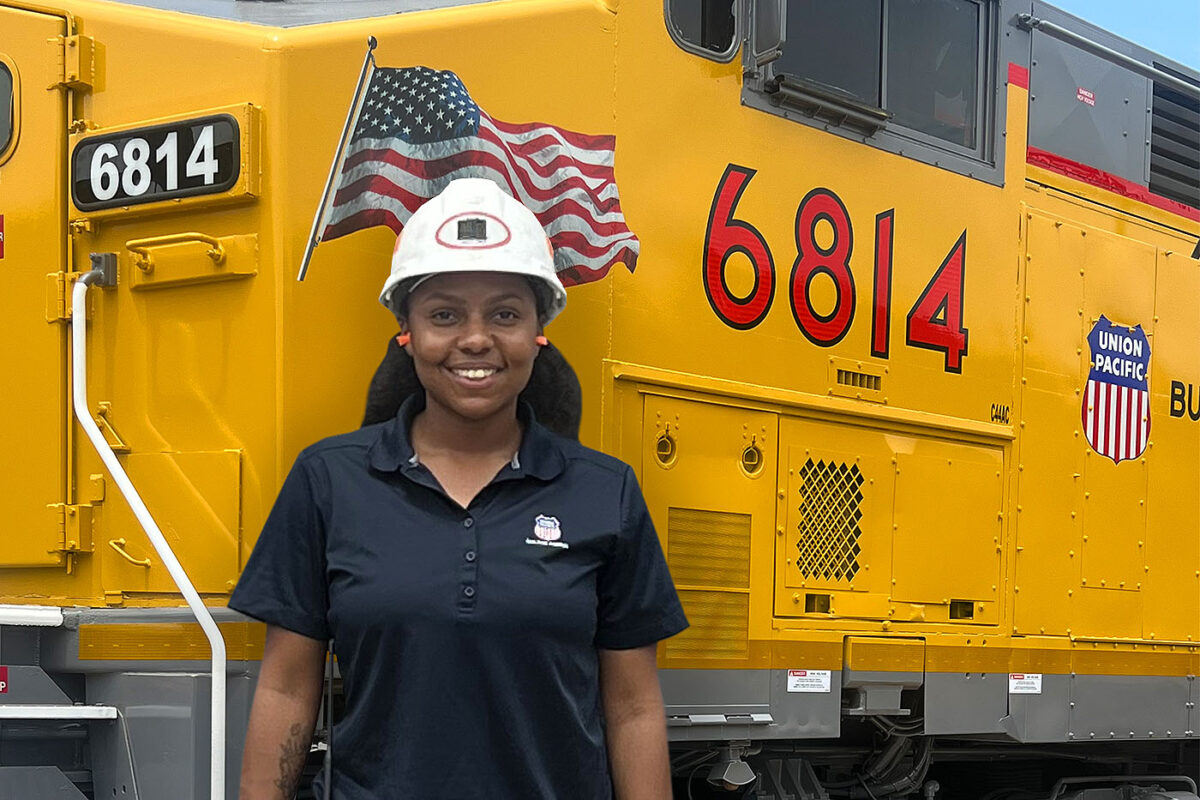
[79,621,264,660]
[0,0,1192,691]
[0,6,69,569]
[844,636,925,673]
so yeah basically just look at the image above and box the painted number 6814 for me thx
[702,165,969,373]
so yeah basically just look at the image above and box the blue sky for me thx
[1047,0,1200,70]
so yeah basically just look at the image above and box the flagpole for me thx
[297,35,378,281]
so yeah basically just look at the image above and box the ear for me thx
[395,317,411,351]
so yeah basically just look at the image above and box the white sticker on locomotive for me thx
[786,669,831,693]
[1008,673,1042,694]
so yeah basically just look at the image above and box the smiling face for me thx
[400,271,541,426]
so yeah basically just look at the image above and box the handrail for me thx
[125,232,227,273]
[72,270,227,800]
[1017,14,1200,100]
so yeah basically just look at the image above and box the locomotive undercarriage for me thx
[671,728,1200,800]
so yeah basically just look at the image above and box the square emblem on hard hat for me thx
[457,218,487,241]
[436,212,512,250]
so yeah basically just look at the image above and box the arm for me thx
[599,645,672,800]
[239,625,327,800]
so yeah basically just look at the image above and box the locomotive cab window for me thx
[665,0,739,62]
[741,0,1001,183]
[0,59,14,162]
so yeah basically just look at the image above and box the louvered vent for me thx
[795,459,863,582]
[1150,66,1199,210]
[665,509,751,660]
[664,590,750,659]
[667,508,751,589]
[837,369,882,392]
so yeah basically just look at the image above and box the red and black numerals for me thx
[702,166,969,374]
[703,165,775,330]
[905,232,969,373]
[791,190,856,346]
[871,210,895,359]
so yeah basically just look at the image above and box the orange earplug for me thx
[396,333,411,346]
[535,335,549,346]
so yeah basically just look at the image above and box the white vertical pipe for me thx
[72,273,227,800]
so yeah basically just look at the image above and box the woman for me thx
[230,178,688,800]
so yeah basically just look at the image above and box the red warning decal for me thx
[0,666,8,694]
[0,214,5,259]
[1076,87,1096,107]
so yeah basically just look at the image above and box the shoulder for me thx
[543,429,633,483]
[295,423,388,470]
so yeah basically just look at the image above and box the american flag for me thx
[1081,316,1151,465]
[320,65,639,287]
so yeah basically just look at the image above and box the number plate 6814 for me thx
[71,114,240,211]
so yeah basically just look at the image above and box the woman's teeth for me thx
[454,368,496,380]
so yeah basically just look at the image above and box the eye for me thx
[494,308,520,322]
[429,309,458,324]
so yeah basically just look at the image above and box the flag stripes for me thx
[319,65,639,288]
[1083,380,1149,464]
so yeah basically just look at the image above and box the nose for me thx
[457,314,493,353]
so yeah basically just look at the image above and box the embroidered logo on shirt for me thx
[526,514,569,549]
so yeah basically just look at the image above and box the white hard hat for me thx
[379,178,567,324]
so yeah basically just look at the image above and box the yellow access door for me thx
[0,8,69,567]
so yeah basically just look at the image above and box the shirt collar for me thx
[367,393,566,482]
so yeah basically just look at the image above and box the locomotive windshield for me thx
[0,62,12,158]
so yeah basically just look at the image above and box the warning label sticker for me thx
[786,669,832,693]
[0,214,5,259]
[1008,673,1042,694]
[0,666,8,694]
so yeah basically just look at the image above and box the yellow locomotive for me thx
[0,0,1196,797]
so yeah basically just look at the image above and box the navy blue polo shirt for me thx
[229,396,688,800]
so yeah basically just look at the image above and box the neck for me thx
[410,399,523,460]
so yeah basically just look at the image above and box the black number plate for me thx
[72,114,240,211]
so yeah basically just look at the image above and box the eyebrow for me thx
[417,291,530,305]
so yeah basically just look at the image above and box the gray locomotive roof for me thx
[96,0,496,27]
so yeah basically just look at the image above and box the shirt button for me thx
[463,517,474,528]
[465,550,476,562]
[463,586,476,598]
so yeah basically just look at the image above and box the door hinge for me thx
[48,503,95,556]
[45,271,90,322]
[48,34,96,91]
[46,272,68,321]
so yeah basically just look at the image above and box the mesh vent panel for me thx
[795,458,863,582]
[667,508,751,589]
[665,590,749,659]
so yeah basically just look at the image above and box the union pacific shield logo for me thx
[1082,316,1150,464]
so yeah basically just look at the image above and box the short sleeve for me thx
[228,455,330,642]
[594,466,689,650]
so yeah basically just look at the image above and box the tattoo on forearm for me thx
[272,722,309,799]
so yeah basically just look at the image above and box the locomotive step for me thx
[0,704,116,720]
